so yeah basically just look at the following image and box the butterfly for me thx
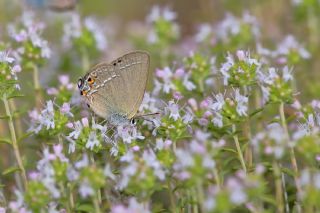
[78,51,150,125]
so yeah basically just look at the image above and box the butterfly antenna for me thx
[134,112,161,119]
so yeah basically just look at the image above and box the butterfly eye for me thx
[88,77,94,83]
[77,78,83,89]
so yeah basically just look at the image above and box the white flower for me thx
[155,138,164,150]
[195,24,212,42]
[230,188,247,204]
[75,154,89,168]
[183,74,196,91]
[0,51,15,63]
[234,89,248,116]
[220,53,234,85]
[143,150,166,180]
[275,35,310,59]
[212,112,223,127]
[67,166,79,181]
[84,17,107,50]
[211,93,225,112]
[86,131,100,150]
[182,112,193,124]
[68,121,83,139]
[79,179,94,198]
[127,198,151,213]
[204,198,216,211]
[167,101,180,121]
[147,6,176,23]
[175,149,194,168]
[202,155,215,169]
[282,66,293,82]
[31,100,55,133]
[104,164,116,181]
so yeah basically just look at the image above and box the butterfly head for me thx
[78,72,97,96]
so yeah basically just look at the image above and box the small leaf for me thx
[280,167,296,177]
[76,204,95,212]
[0,138,11,145]
[0,115,9,120]
[17,132,33,143]
[7,94,25,100]
[2,166,21,176]
[221,148,237,154]
[249,107,264,117]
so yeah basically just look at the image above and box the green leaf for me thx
[17,132,33,143]
[0,115,9,120]
[0,138,11,145]
[7,94,25,100]
[260,195,277,205]
[280,167,296,177]
[221,148,237,154]
[249,107,264,117]
[2,166,21,176]
[76,204,95,212]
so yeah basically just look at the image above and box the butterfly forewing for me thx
[87,51,150,120]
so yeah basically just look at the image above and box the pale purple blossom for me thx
[211,93,225,112]
[147,6,176,23]
[183,74,196,91]
[111,198,150,213]
[167,101,180,121]
[86,131,100,150]
[234,89,248,116]
[79,179,94,198]
[212,112,223,127]
[195,24,212,42]
[275,35,310,59]
[68,121,83,139]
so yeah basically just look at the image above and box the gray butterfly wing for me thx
[88,51,150,120]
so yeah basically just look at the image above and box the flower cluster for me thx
[7,11,51,65]
[146,6,180,45]
[63,13,107,52]
[210,89,249,127]
[0,50,21,95]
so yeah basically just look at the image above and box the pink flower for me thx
[60,103,71,114]
[66,122,74,128]
[47,87,59,95]
[58,75,70,86]
[173,91,183,100]
[174,68,185,78]
[81,117,89,127]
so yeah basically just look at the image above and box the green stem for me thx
[32,63,42,110]
[232,124,247,173]
[196,180,204,212]
[2,96,28,190]
[273,162,284,213]
[167,180,177,213]
[9,100,23,137]
[68,183,75,210]
[93,194,101,213]
[213,168,221,189]
[279,102,302,213]
[280,165,290,213]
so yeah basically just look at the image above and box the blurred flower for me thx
[63,13,107,52]
[79,179,94,198]
[8,11,51,64]
[111,198,150,213]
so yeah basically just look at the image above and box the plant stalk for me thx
[279,102,302,213]
[3,96,28,190]
[232,124,247,173]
